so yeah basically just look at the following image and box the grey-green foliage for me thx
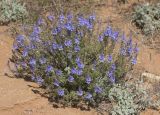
[109,84,138,115]
[0,0,28,24]
[132,3,160,36]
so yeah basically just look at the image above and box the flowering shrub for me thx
[12,13,138,106]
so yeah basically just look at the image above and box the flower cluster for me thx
[12,13,138,106]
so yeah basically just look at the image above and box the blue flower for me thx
[75,57,81,63]
[94,86,102,94]
[29,58,36,67]
[37,17,44,25]
[46,65,53,73]
[65,22,74,31]
[120,47,126,56]
[52,27,61,35]
[16,35,24,42]
[31,75,35,81]
[85,92,92,100]
[74,45,80,52]
[16,35,25,46]
[55,70,62,76]
[89,15,96,21]
[48,15,54,21]
[77,87,83,96]
[107,55,112,63]
[85,75,92,84]
[111,31,119,41]
[57,89,64,96]
[52,42,58,49]
[76,69,83,75]
[22,49,28,57]
[33,26,41,34]
[71,68,83,76]
[68,75,74,82]
[107,70,115,83]
[104,26,112,37]
[64,40,72,47]
[74,37,80,45]
[71,68,77,74]
[131,57,137,65]
[36,76,44,85]
[134,44,139,54]
[21,62,27,68]
[99,53,105,62]
[127,46,132,55]
[76,59,84,69]
[54,79,60,87]
[59,14,65,23]
[57,44,63,50]
[39,57,46,64]
[111,63,116,70]
[98,34,104,42]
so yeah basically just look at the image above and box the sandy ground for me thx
[0,0,160,115]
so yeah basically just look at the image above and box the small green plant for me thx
[0,0,28,24]
[109,84,138,115]
[132,3,160,36]
[108,79,160,115]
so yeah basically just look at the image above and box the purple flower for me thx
[64,40,72,47]
[46,65,53,73]
[16,35,25,46]
[22,49,28,57]
[120,47,126,56]
[104,26,112,37]
[57,44,63,50]
[71,68,77,74]
[89,15,96,21]
[111,63,116,70]
[29,59,36,66]
[57,89,64,96]
[134,44,139,54]
[52,43,58,49]
[76,57,81,63]
[75,37,80,44]
[59,14,65,23]
[94,86,102,94]
[77,62,84,69]
[71,68,83,75]
[99,53,105,62]
[131,57,137,65]
[55,70,62,76]
[33,26,41,34]
[111,31,119,41]
[31,75,35,81]
[36,76,44,85]
[65,22,74,31]
[98,34,104,42]
[21,62,27,68]
[107,55,112,63]
[77,87,83,96]
[85,75,92,84]
[85,92,92,100]
[68,75,74,82]
[39,57,46,64]
[53,79,60,87]
[37,17,44,25]
[48,15,54,21]
[74,45,80,52]
[107,70,115,83]
[76,69,83,75]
